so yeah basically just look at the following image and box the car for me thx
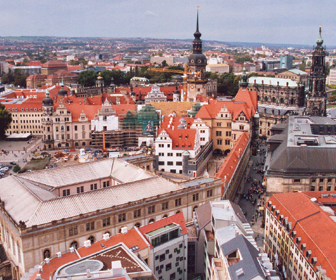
[10,162,17,165]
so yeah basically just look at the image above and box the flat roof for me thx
[146,223,178,237]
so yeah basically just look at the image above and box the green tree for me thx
[161,60,168,67]
[217,73,239,97]
[0,102,12,139]
[78,70,98,87]
[235,54,253,64]
[13,164,21,173]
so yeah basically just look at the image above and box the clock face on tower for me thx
[191,59,195,63]
[198,59,202,63]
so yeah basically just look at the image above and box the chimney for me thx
[103,233,110,241]
[111,261,123,277]
[56,252,62,258]
[84,240,91,248]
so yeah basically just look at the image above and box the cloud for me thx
[144,10,157,17]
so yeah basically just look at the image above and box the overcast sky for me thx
[1,0,336,46]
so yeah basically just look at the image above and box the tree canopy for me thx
[0,102,12,139]
[1,69,29,88]
[78,70,98,87]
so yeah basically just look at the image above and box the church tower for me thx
[187,9,207,101]
[306,27,327,116]
[42,89,54,149]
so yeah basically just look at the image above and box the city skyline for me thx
[1,0,336,46]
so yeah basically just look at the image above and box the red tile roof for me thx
[138,212,187,247]
[195,89,257,122]
[267,192,336,279]
[160,116,194,130]
[216,132,250,195]
[158,128,197,150]
[30,228,149,280]
[42,60,67,68]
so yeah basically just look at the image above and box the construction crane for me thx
[148,64,201,101]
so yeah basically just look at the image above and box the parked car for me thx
[10,161,17,165]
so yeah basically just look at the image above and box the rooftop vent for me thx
[103,233,110,241]
[84,240,91,248]
[56,252,62,258]
[235,268,245,277]
[121,227,128,234]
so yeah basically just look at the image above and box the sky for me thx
[1,0,336,46]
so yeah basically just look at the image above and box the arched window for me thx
[193,206,198,212]
[43,249,50,259]
[75,142,79,146]
[58,143,61,148]
[134,223,141,228]
[70,241,78,249]
[88,236,95,244]
[162,215,168,219]
[104,231,111,236]
[176,211,181,214]
[148,219,155,224]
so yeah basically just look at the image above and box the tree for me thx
[0,102,12,139]
[78,70,98,87]
[217,73,239,97]
[161,60,168,67]
[13,165,21,173]
[235,54,253,64]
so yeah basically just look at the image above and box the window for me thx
[175,198,181,206]
[168,153,173,156]
[160,254,165,261]
[70,241,78,249]
[176,161,182,166]
[216,131,222,136]
[69,225,78,237]
[103,217,111,227]
[134,209,141,218]
[43,249,51,259]
[77,186,84,193]
[170,272,176,280]
[162,202,168,210]
[239,125,244,130]
[74,125,77,131]
[90,183,97,190]
[148,205,155,214]
[217,139,222,145]
[193,193,199,201]
[167,161,174,166]
[226,131,231,136]
[86,222,94,231]
[216,123,221,127]
[225,139,230,145]
[159,161,165,165]
[293,179,300,183]
[176,153,182,157]
[166,263,172,271]
[227,122,231,128]
[118,213,126,222]
[63,189,70,196]
[319,186,323,191]
[159,153,164,156]
[207,189,213,197]
[88,236,95,244]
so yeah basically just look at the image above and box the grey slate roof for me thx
[221,235,267,280]
[266,116,336,175]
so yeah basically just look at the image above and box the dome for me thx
[188,53,207,66]
[316,26,323,46]
[42,90,53,106]
[58,83,68,97]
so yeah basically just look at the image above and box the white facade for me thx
[190,118,210,147]
[327,68,336,85]
[155,129,201,174]
[145,84,167,104]
[91,115,119,132]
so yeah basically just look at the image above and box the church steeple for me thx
[306,26,327,117]
[192,9,202,54]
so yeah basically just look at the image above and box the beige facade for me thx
[6,110,43,136]
[0,160,222,277]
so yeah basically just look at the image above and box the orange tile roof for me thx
[161,116,194,130]
[158,128,197,150]
[216,132,249,195]
[42,60,67,68]
[195,89,257,122]
[67,65,83,71]
[32,228,149,280]
[138,212,187,247]
[267,192,336,279]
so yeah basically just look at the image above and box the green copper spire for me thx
[316,26,323,46]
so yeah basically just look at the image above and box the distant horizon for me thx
[1,0,335,46]
[1,35,334,50]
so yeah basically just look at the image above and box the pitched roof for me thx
[160,116,194,130]
[158,128,197,150]
[267,192,336,279]
[138,212,187,247]
[216,133,250,195]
